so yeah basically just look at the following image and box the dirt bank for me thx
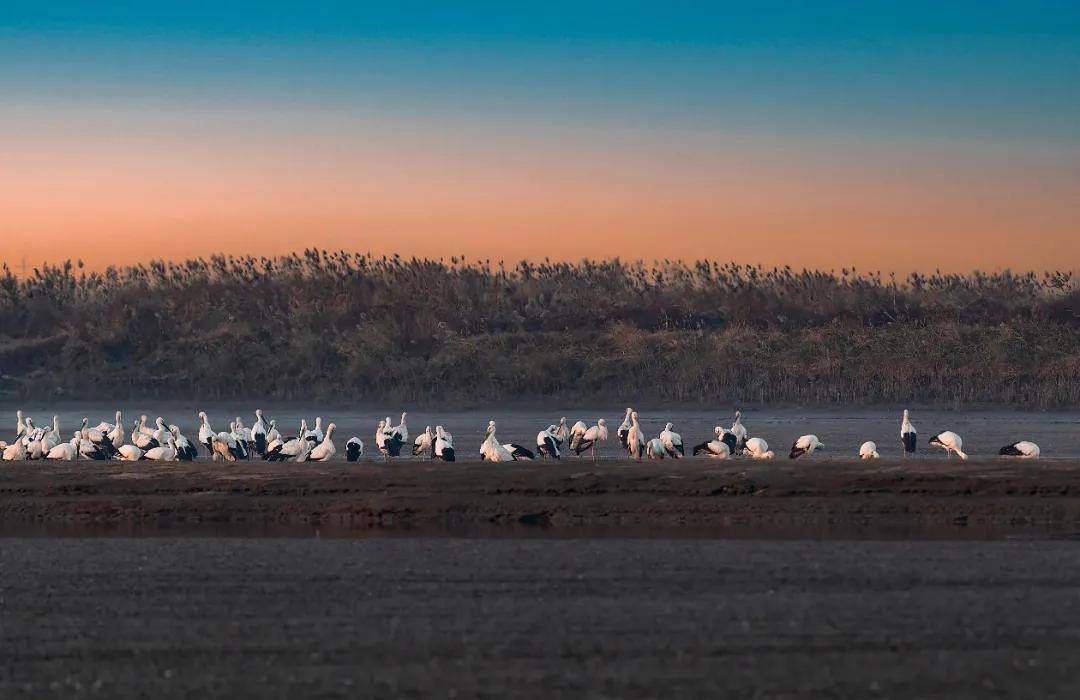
[3,458,1080,536]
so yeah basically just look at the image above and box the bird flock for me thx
[0,408,1043,463]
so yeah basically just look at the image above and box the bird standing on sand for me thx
[789,435,824,459]
[617,408,633,450]
[553,417,569,445]
[659,423,684,458]
[46,435,80,461]
[729,411,748,450]
[413,426,434,459]
[646,438,667,459]
[743,437,775,460]
[345,437,364,462]
[929,431,967,460]
[378,416,407,459]
[212,429,245,462]
[568,421,589,452]
[999,441,1040,459]
[434,426,455,462]
[170,426,198,461]
[572,420,608,460]
[537,425,561,459]
[693,428,737,458]
[198,412,215,454]
[251,409,269,455]
[626,411,646,461]
[901,409,917,456]
[298,423,336,462]
[480,421,516,462]
[117,443,144,461]
[144,438,179,461]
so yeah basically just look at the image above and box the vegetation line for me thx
[1,252,1077,406]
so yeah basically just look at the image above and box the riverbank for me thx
[2,459,1079,537]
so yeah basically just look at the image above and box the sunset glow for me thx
[3,2,1078,273]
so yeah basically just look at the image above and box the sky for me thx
[2,1,1079,273]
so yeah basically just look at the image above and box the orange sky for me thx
[3,107,1078,274]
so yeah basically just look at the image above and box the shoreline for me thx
[4,459,1080,538]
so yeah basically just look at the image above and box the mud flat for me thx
[4,538,1080,698]
[3,459,1080,537]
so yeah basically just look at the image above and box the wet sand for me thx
[4,538,1080,698]
[3,459,1080,537]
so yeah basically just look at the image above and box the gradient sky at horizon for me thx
[3,1,1079,273]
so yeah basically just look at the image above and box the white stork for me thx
[345,437,364,462]
[298,423,336,462]
[659,423,684,458]
[743,437,775,460]
[929,431,968,460]
[901,409,917,456]
[434,426,455,462]
[537,425,561,459]
[572,419,608,460]
[789,435,824,459]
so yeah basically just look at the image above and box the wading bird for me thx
[572,419,608,460]
[999,441,1040,459]
[929,431,967,460]
[693,428,737,458]
[345,437,364,462]
[901,409,917,456]
[659,422,684,458]
[480,421,516,462]
[859,441,879,459]
[617,408,633,450]
[789,435,824,459]
[743,437,775,460]
[251,410,269,455]
[46,435,80,461]
[81,418,118,458]
[144,438,179,461]
[730,411,748,450]
[170,426,198,461]
[198,412,215,454]
[434,426,455,462]
[131,421,158,451]
[568,420,589,452]
[212,429,245,462]
[537,425,561,459]
[298,423,336,462]
[266,421,307,461]
[626,412,646,461]
[378,417,407,460]
[117,443,145,461]
[413,426,434,459]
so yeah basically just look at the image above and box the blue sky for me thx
[2,2,1078,271]
[4,1,1079,141]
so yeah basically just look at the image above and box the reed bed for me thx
[1,252,1077,406]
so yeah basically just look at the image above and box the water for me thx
[5,402,1079,460]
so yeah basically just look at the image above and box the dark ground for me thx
[4,459,1080,537]
[3,538,1080,698]
[6,461,1080,698]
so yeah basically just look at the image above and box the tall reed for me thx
[1,254,1076,405]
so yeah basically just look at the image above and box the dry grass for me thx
[1,253,1077,405]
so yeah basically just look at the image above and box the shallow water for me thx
[5,402,1080,460]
